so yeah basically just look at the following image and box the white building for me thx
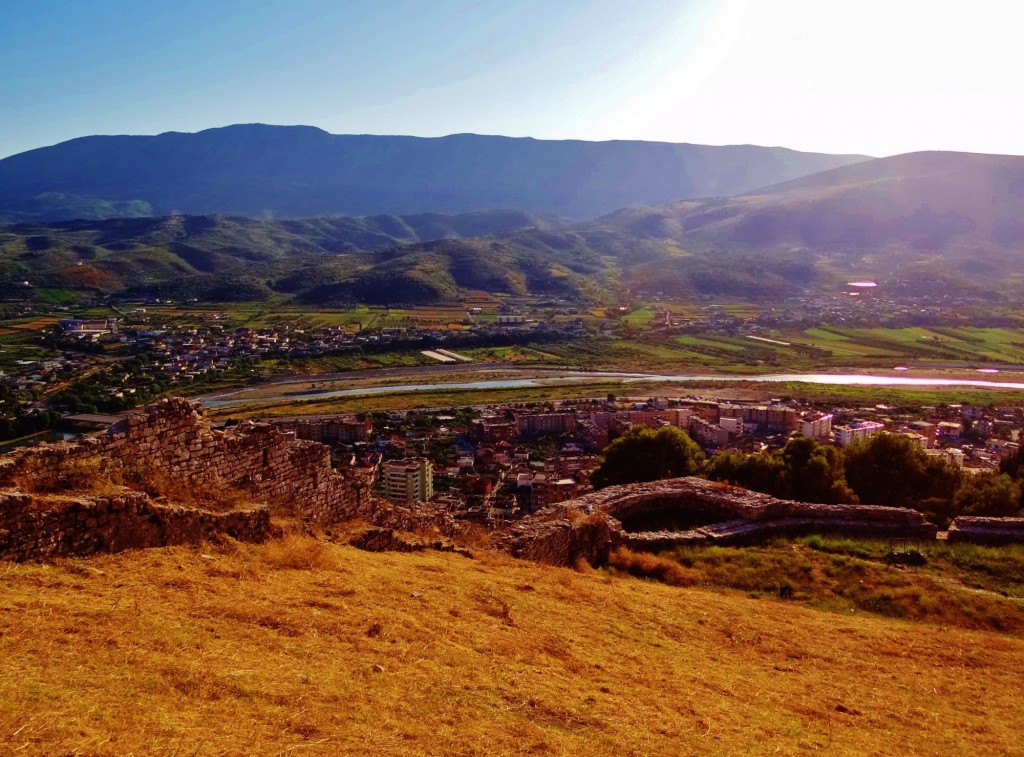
[801,412,833,439]
[833,421,885,447]
[689,416,730,447]
[719,417,744,434]
[383,458,434,504]
[927,448,965,469]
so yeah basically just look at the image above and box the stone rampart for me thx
[0,490,272,562]
[0,398,455,562]
[947,516,1024,545]
[498,477,939,566]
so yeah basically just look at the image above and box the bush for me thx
[608,548,697,586]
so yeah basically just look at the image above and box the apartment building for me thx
[833,421,885,446]
[800,412,833,439]
[515,412,576,437]
[383,458,434,504]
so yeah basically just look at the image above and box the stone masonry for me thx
[498,477,940,566]
[0,398,455,562]
[947,516,1024,545]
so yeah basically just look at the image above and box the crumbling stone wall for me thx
[948,516,1024,545]
[0,398,454,562]
[0,490,272,562]
[498,477,940,566]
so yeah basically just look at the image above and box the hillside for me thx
[0,124,869,222]
[2,535,1023,755]
[591,151,1024,296]
[0,211,565,302]
[8,150,1024,305]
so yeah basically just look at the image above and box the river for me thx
[200,370,1024,407]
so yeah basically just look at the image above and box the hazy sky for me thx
[3,0,1022,158]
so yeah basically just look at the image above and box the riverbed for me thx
[199,369,1024,408]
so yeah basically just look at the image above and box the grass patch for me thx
[35,287,77,304]
[634,538,1024,634]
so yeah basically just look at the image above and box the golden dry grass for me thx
[2,537,1024,755]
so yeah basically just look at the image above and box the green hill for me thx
[0,211,564,302]
[8,150,1024,306]
[588,151,1024,297]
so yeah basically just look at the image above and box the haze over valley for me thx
[3,134,1024,305]
[6,3,1024,754]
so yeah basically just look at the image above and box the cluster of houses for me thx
[262,396,1023,525]
[50,312,588,385]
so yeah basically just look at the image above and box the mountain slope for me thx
[0,211,561,301]
[587,150,1024,296]
[0,124,869,222]
[8,151,1024,305]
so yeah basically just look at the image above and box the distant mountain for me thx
[8,151,1024,306]
[587,151,1024,297]
[0,124,869,222]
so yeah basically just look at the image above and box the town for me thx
[2,296,1024,529]
[251,391,1020,525]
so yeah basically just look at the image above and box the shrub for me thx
[608,548,697,587]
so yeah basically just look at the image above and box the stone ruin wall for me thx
[0,398,455,562]
[0,490,272,562]
[5,398,1022,566]
[947,516,1024,545]
[498,477,944,566]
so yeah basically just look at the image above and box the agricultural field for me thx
[458,345,560,363]
[281,351,435,375]
[34,288,77,304]
[620,307,658,329]
[638,327,1024,373]
[236,323,1024,376]
[775,327,1024,368]
[0,323,58,371]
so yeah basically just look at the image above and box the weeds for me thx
[3,536,1024,754]
[118,466,252,512]
[608,548,697,587]
[626,538,1024,634]
[260,534,339,571]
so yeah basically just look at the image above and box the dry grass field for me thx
[3,533,1024,755]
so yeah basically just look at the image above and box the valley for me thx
[8,3,1024,754]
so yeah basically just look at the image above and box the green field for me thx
[35,288,77,304]
[621,307,657,328]
[777,327,1024,366]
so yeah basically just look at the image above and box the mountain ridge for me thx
[7,150,1024,305]
[0,124,870,222]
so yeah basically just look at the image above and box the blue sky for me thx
[3,0,1023,158]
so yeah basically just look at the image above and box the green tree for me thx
[952,472,1022,518]
[999,445,1024,481]
[591,425,706,489]
[844,433,960,509]
[706,449,788,497]
[781,437,857,504]
[706,437,856,504]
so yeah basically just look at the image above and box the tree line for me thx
[591,425,1024,526]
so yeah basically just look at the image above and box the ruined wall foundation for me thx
[0,398,454,562]
[947,516,1024,545]
[498,478,942,566]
